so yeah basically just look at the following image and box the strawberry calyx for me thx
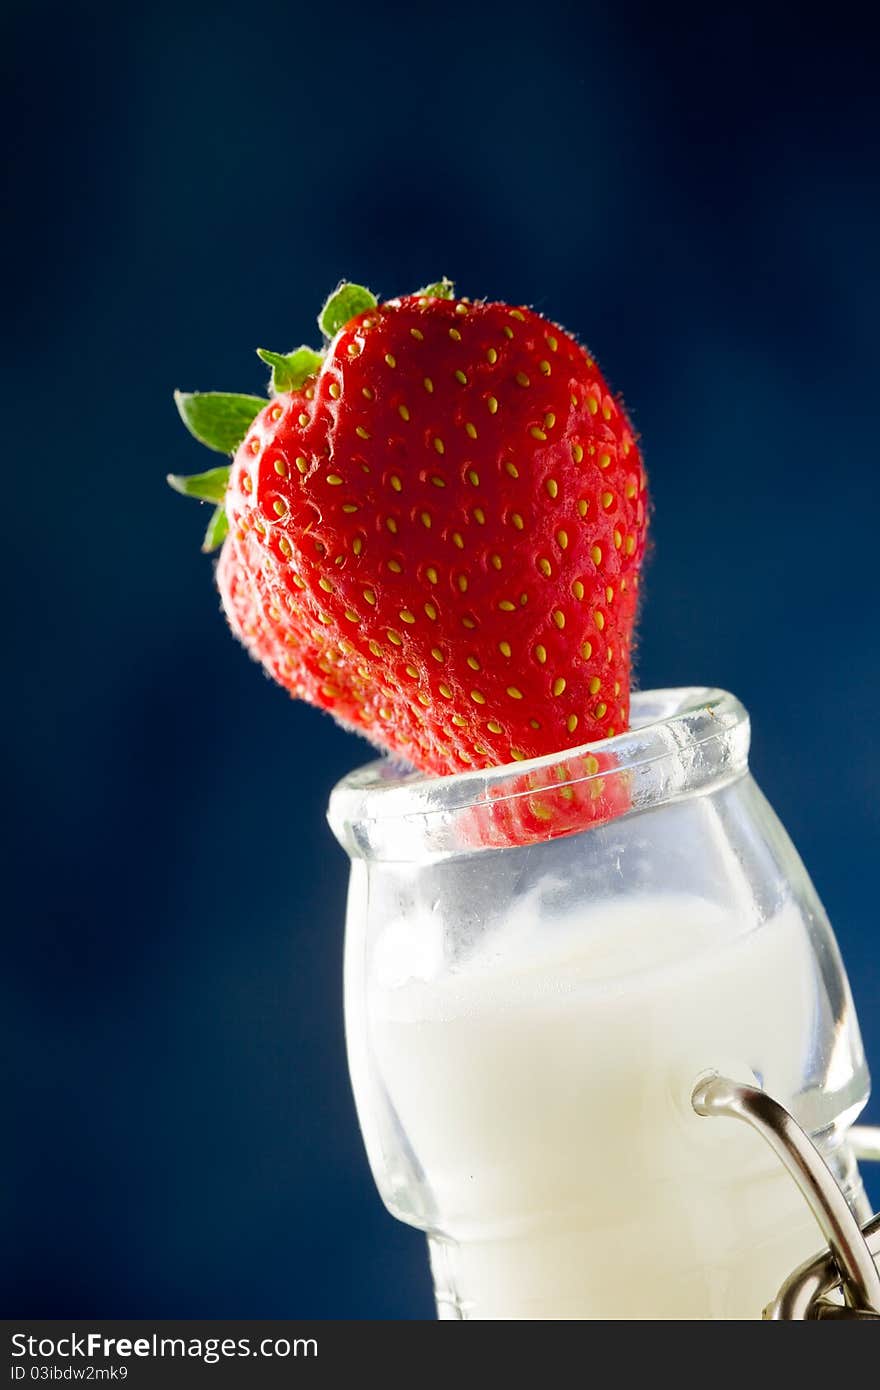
[166,465,231,502]
[256,346,322,394]
[166,464,232,552]
[173,390,266,453]
[318,282,378,339]
[170,392,264,551]
[168,280,447,550]
[201,504,230,553]
[412,278,455,300]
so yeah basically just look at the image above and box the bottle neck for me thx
[328,687,751,863]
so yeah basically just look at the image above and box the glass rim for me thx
[328,686,750,850]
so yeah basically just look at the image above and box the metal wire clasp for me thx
[691,1073,880,1319]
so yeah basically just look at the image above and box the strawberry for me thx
[464,747,633,848]
[169,281,648,793]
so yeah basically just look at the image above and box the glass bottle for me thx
[328,687,870,1319]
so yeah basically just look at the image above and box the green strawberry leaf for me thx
[174,390,265,454]
[202,504,229,553]
[167,467,231,554]
[166,465,231,503]
[256,346,322,394]
[318,282,378,339]
[415,278,455,299]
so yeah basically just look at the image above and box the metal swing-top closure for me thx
[691,1074,880,1319]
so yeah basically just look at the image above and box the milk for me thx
[363,892,835,1319]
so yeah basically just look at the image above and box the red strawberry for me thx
[169,281,648,792]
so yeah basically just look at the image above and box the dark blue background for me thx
[5,0,879,1317]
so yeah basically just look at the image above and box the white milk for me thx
[366,893,831,1319]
